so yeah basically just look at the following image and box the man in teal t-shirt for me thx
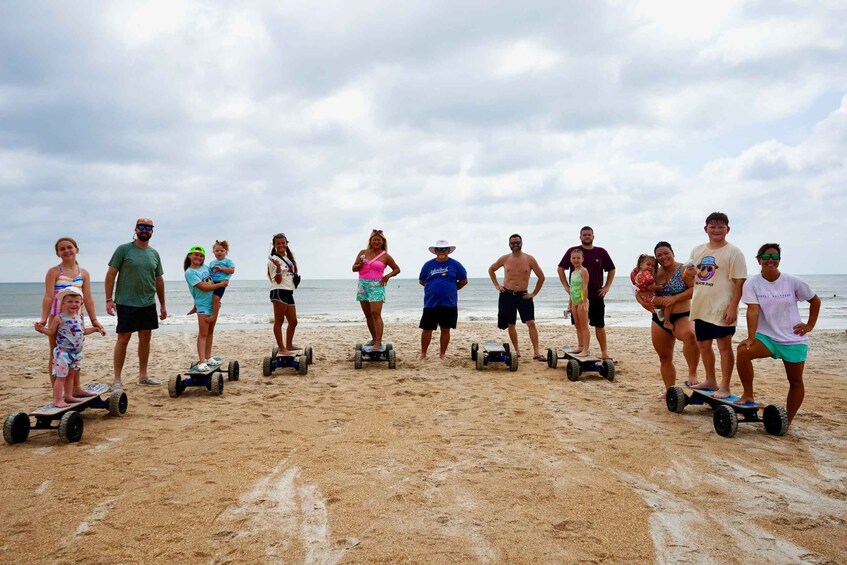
[104,218,167,389]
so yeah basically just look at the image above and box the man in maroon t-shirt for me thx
[557,226,616,359]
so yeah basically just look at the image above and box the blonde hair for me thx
[214,240,229,252]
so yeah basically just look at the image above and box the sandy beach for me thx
[1,323,845,563]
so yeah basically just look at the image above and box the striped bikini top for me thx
[51,264,84,316]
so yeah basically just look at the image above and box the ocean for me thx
[1,275,845,337]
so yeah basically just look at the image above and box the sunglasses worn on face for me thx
[760,253,781,261]
[435,247,448,252]
[136,225,154,231]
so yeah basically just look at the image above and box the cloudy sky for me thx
[2,1,845,283]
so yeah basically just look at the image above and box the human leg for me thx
[735,337,772,404]
[209,294,221,324]
[587,299,608,358]
[369,301,384,348]
[507,324,520,356]
[137,330,152,379]
[272,301,290,354]
[205,315,218,360]
[713,335,735,398]
[196,314,209,364]
[671,316,699,385]
[64,367,82,403]
[439,328,451,360]
[651,321,677,394]
[526,320,541,358]
[784,361,805,424]
[284,305,298,350]
[113,331,132,386]
[359,301,376,343]
[420,330,433,359]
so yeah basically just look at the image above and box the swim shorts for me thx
[115,303,159,334]
[652,311,691,335]
[52,348,82,378]
[694,319,736,341]
[755,333,808,364]
[497,289,534,329]
[269,289,295,305]
[420,306,459,330]
[357,279,386,303]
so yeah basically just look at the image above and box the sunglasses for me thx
[372,229,383,234]
[760,253,781,261]
[136,225,154,231]
[435,247,449,252]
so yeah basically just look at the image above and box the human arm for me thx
[104,266,118,316]
[794,295,821,336]
[194,279,229,292]
[34,316,60,337]
[723,278,745,325]
[739,303,760,350]
[526,257,545,299]
[634,290,657,314]
[351,250,367,272]
[457,279,468,291]
[80,268,104,333]
[212,264,236,275]
[557,266,571,294]
[598,269,615,298]
[652,285,693,308]
[579,268,589,310]
[379,255,401,285]
[156,275,168,320]
[39,267,59,325]
[488,258,505,292]
[83,316,106,337]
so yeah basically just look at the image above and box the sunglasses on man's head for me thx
[760,253,781,261]
[136,225,154,231]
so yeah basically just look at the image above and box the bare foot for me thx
[64,396,83,403]
[690,380,718,390]
[737,395,755,405]
[287,344,302,351]
[372,342,382,349]
[73,388,97,398]
[53,400,70,408]
[277,349,293,356]
[657,390,668,400]
[439,353,447,360]
[419,353,426,360]
[712,389,732,399]
[687,376,700,386]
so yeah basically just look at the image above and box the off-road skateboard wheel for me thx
[713,405,738,438]
[4,412,30,444]
[271,346,279,358]
[509,354,519,372]
[168,374,183,398]
[108,390,128,416]
[600,359,615,381]
[566,359,580,381]
[304,346,313,365]
[355,343,363,352]
[298,355,308,375]
[546,348,557,369]
[385,343,393,352]
[763,404,789,436]
[387,349,397,369]
[58,411,84,443]
[471,343,479,361]
[666,386,687,414]
[502,343,510,355]
[262,356,273,377]
[354,350,363,370]
[228,360,240,381]
[475,351,485,370]
[211,374,224,396]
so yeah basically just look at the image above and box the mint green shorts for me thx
[357,279,385,303]
[755,333,808,364]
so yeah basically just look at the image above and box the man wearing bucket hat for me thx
[104,218,167,389]
[419,239,468,360]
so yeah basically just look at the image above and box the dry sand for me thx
[1,323,845,564]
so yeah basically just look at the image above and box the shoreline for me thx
[1,324,845,562]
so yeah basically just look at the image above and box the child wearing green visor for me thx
[184,245,229,372]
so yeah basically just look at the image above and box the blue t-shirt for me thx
[185,265,214,314]
[209,258,235,283]
[419,258,468,308]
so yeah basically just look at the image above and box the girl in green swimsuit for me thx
[566,248,591,355]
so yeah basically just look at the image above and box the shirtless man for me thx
[488,234,545,360]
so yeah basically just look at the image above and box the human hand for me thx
[92,319,106,335]
[598,287,608,298]
[106,301,116,316]
[160,307,168,320]
[739,338,755,350]
[723,305,738,325]
[580,301,588,312]
[221,280,229,288]
[524,292,534,299]
[211,266,220,273]
[793,322,814,336]
[34,321,46,334]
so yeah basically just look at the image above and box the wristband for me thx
[106,299,115,303]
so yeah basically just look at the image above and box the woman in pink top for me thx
[352,229,401,349]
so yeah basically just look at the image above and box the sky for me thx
[2,0,846,283]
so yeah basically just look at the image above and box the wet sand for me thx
[1,324,845,563]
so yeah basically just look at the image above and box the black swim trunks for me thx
[497,289,535,329]
[115,303,159,334]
